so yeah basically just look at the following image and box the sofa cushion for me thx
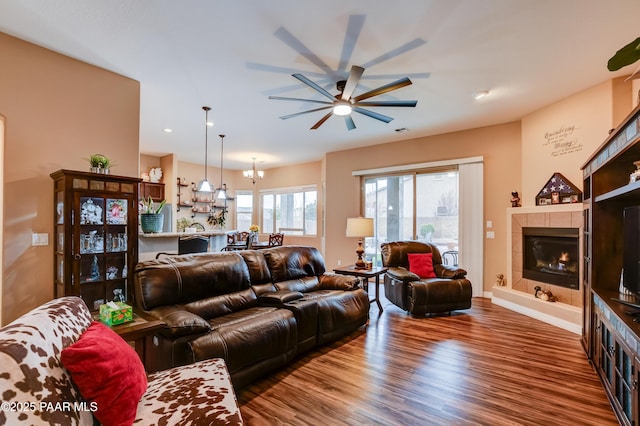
[134,252,251,310]
[184,287,258,320]
[190,307,297,376]
[136,358,242,425]
[61,321,147,426]
[408,253,437,278]
[274,276,322,293]
[263,245,327,282]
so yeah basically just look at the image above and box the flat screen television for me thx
[623,206,640,295]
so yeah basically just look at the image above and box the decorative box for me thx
[99,301,133,326]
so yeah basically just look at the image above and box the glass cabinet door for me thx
[76,196,129,310]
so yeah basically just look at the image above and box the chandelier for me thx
[196,106,214,192]
[243,157,264,184]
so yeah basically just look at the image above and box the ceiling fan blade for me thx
[352,106,394,123]
[279,106,332,120]
[352,77,412,102]
[341,65,364,100]
[338,14,366,72]
[344,115,356,131]
[311,112,333,129]
[269,96,333,105]
[292,74,336,101]
[355,100,417,107]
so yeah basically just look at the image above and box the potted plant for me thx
[87,154,114,174]
[140,196,166,233]
[207,210,226,229]
[420,223,436,242]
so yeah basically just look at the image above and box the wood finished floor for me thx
[237,287,617,426]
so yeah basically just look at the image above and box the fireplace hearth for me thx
[522,227,579,289]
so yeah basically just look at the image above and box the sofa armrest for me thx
[145,305,210,338]
[258,290,304,306]
[435,264,468,279]
[386,266,420,283]
[319,273,360,290]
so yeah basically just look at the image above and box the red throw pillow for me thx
[61,321,147,426]
[407,253,437,279]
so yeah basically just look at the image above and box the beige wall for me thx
[0,33,140,324]
[325,122,522,293]
[520,78,631,205]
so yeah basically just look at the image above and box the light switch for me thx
[32,233,49,246]
[486,220,493,228]
[486,231,495,239]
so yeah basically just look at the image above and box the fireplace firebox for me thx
[522,227,579,289]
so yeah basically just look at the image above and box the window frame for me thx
[260,185,318,236]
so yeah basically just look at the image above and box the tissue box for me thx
[99,302,133,326]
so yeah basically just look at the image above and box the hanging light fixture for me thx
[243,157,265,184]
[196,106,214,192]
[216,134,227,200]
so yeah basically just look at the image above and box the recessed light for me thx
[473,90,490,100]
[163,128,173,133]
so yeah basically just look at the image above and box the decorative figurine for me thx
[496,273,506,286]
[630,161,640,183]
[534,285,558,302]
[510,191,521,207]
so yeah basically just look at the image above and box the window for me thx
[364,169,459,266]
[235,191,253,232]
[261,186,317,235]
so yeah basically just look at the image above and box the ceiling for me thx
[1,0,639,170]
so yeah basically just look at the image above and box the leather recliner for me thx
[380,241,472,315]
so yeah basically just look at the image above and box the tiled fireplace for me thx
[492,204,583,333]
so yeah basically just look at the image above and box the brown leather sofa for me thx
[134,245,369,389]
[380,241,472,315]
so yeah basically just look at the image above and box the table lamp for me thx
[346,217,374,269]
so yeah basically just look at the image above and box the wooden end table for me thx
[94,312,165,372]
[333,265,387,313]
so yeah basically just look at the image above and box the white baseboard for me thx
[491,293,582,335]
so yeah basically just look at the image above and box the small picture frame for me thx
[551,192,560,204]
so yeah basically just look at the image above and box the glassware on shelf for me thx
[90,255,100,281]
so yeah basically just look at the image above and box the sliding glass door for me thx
[364,169,459,266]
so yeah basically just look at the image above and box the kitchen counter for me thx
[138,231,232,261]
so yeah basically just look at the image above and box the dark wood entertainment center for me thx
[582,102,640,425]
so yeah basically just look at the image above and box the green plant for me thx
[140,196,166,214]
[176,218,191,232]
[87,154,114,169]
[420,223,435,238]
[608,37,640,71]
[207,210,226,227]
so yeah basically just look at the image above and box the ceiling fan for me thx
[269,65,417,130]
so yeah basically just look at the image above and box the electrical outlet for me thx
[486,231,495,239]
[486,220,492,228]
[337,259,342,266]
[32,233,49,246]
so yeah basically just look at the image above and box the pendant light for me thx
[196,106,213,192]
[216,134,227,200]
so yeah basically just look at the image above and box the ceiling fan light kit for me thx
[269,64,417,131]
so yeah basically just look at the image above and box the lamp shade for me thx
[346,217,374,237]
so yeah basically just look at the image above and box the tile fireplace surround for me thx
[492,204,583,334]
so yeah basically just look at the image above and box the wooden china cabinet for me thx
[50,170,141,311]
[581,103,640,425]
